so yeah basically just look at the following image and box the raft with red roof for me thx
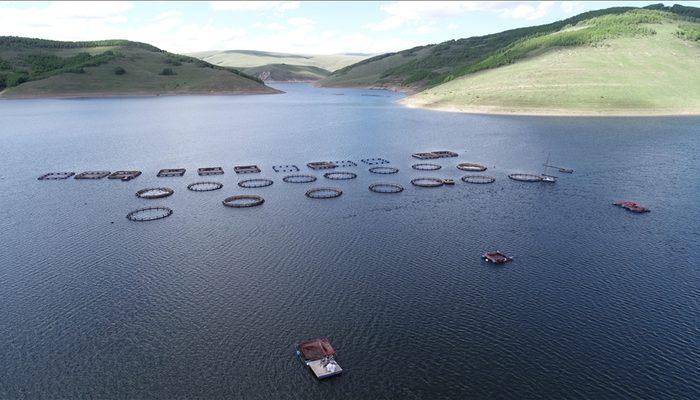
[296,338,343,379]
[613,200,650,213]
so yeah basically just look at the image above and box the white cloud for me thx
[287,17,312,26]
[209,1,299,13]
[369,1,557,31]
[561,1,586,14]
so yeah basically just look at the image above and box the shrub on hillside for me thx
[160,68,176,76]
[114,66,126,75]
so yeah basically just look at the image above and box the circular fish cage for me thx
[135,187,174,199]
[508,173,543,182]
[283,174,317,184]
[305,187,343,199]
[323,171,357,180]
[457,163,487,172]
[412,163,442,171]
[222,195,265,208]
[461,175,496,184]
[369,183,404,194]
[369,166,399,175]
[238,178,274,188]
[411,177,444,188]
[126,206,173,222]
[187,181,223,192]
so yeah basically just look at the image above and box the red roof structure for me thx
[298,338,336,361]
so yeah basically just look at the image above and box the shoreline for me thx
[400,98,700,117]
[0,88,282,100]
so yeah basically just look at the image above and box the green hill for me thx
[0,37,277,98]
[241,63,331,82]
[320,4,700,114]
[188,50,370,72]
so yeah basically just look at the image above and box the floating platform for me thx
[333,160,358,168]
[75,171,110,180]
[297,338,342,380]
[412,151,458,159]
[157,168,186,177]
[614,200,650,213]
[234,165,261,174]
[273,165,299,173]
[38,172,75,180]
[545,164,574,173]
[483,251,513,264]
[442,178,455,185]
[307,161,337,170]
[108,171,141,181]
[457,163,487,172]
[360,158,390,165]
[198,167,224,176]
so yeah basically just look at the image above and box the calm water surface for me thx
[0,84,698,399]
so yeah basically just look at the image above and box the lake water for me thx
[1,83,698,399]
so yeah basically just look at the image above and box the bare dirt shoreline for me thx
[0,88,282,100]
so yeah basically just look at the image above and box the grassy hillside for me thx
[404,22,700,115]
[0,37,277,98]
[241,63,330,82]
[320,4,699,91]
[188,49,370,72]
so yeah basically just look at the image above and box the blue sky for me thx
[1,1,698,54]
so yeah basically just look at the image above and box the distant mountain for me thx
[187,49,370,71]
[0,37,277,98]
[320,4,700,115]
[241,64,331,82]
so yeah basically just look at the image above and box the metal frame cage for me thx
[323,171,357,180]
[461,175,496,184]
[135,187,174,199]
[126,206,173,221]
[368,183,404,193]
[412,163,442,171]
[411,177,444,187]
[238,178,274,188]
[305,187,343,199]
[457,163,487,172]
[508,173,543,182]
[187,181,224,192]
[369,166,399,174]
[222,195,265,208]
[283,174,317,183]
[38,172,75,180]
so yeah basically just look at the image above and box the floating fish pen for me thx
[323,171,357,180]
[369,166,399,174]
[222,195,265,208]
[306,187,343,199]
[75,171,110,180]
[126,206,173,222]
[109,171,142,181]
[307,161,337,170]
[411,177,444,188]
[333,160,358,168]
[296,338,342,380]
[187,181,223,192]
[412,163,441,171]
[198,167,224,176]
[234,165,261,174]
[238,178,273,188]
[457,163,487,172]
[613,200,650,213]
[157,168,186,177]
[360,158,390,165]
[461,175,496,184]
[483,251,513,264]
[544,164,574,173]
[135,187,174,199]
[412,150,458,160]
[369,183,404,194]
[273,165,299,173]
[38,172,75,180]
[508,173,543,182]
[283,174,317,184]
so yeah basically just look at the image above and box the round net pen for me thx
[461,175,496,184]
[283,174,317,184]
[222,195,265,208]
[238,178,274,188]
[412,163,441,171]
[323,171,357,180]
[457,163,487,172]
[411,178,444,188]
[136,187,174,199]
[369,183,404,194]
[305,188,343,199]
[126,207,173,222]
[508,173,543,182]
[369,166,399,175]
[187,181,223,192]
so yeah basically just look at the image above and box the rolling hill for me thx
[320,4,700,115]
[240,63,330,82]
[188,50,370,82]
[0,37,278,98]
